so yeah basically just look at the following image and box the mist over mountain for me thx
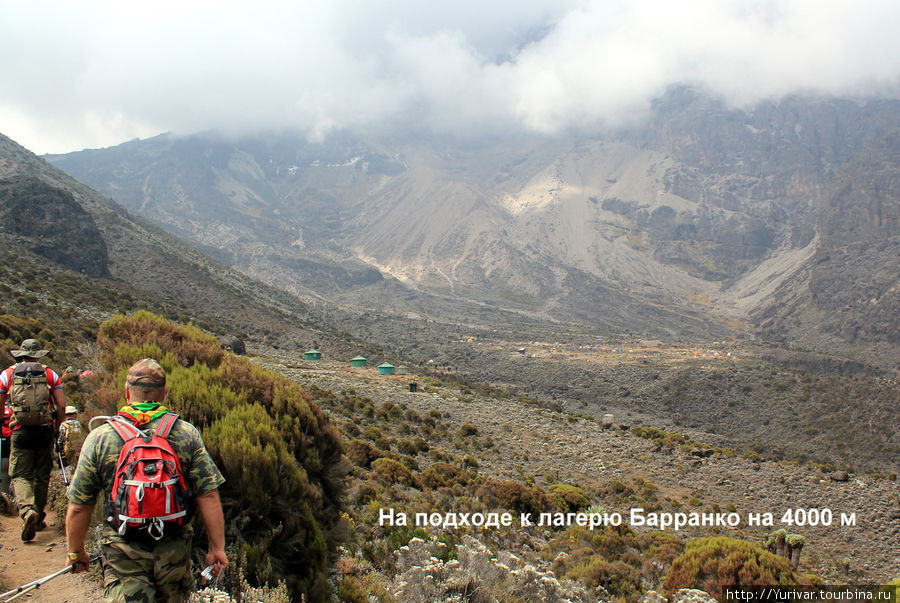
[48,89,899,370]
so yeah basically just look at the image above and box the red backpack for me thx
[106,412,193,539]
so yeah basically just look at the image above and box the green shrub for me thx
[397,437,429,456]
[370,458,417,487]
[663,536,799,598]
[99,310,224,369]
[477,480,550,515]
[337,576,368,602]
[373,436,393,451]
[458,423,479,436]
[567,558,641,598]
[420,462,469,489]
[549,484,591,512]
[96,311,346,602]
[346,440,385,468]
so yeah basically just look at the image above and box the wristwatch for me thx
[67,551,83,561]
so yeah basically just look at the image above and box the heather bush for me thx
[397,437,429,456]
[476,479,551,515]
[371,458,418,487]
[663,536,798,599]
[642,532,685,583]
[567,557,642,598]
[458,422,479,436]
[99,311,224,368]
[346,440,385,468]
[549,484,591,512]
[0,314,46,351]
[419,462,470,489]
[95,311,347,602]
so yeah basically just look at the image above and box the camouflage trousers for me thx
[8,438,52,517]
[100,528,194,602]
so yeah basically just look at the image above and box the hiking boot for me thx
[38,510,47,530]
[21,509,39,542]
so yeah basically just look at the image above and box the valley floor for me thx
[260,351,899,584]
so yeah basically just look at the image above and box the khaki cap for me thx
[127,358,166,388]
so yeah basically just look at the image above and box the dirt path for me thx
[0,503,101,601]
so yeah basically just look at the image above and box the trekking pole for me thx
[0,554,99,601]
[55,442,69,486]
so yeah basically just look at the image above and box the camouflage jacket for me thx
[67,413,224,508]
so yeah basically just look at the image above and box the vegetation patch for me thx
[663,536,801,599]
[94,311,347,601]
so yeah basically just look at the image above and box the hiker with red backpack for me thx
[0,338,67,541]
[64,358,228,601]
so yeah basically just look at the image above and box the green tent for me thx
[377,362,395,375]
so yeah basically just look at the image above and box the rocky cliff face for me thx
[0,176,108,277]
[46,91,899,368]
[755,126,899,352]
[0,132,345,351]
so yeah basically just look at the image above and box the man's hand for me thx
[204,549,228,578]
[66,550,91,573]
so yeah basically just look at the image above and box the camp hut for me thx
[377,362,395,375]
[304,349,322,361]
[396,365,409,375]
[350,355,367,367]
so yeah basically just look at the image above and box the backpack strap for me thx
[107,412,179,441]
[153,412,179,440]
[106,416,145,441]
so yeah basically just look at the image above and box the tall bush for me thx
[664,536,798,600]
[95,311,347,601]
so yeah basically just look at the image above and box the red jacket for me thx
[1,406,11,438]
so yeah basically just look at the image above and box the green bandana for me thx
[118,402,170,427]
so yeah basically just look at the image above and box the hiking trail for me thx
[0,503,101,601]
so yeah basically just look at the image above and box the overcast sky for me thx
[2,0,898,154]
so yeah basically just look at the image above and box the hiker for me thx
[0,338,66,541]
[78,367,98,392]
[65,358,228,601]
[56,405,82,466]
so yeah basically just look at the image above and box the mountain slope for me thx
[46,91,900,369]
[0,132,368,356]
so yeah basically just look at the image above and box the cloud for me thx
[1,0,898,153]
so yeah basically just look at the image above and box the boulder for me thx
[218,335,246,355]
